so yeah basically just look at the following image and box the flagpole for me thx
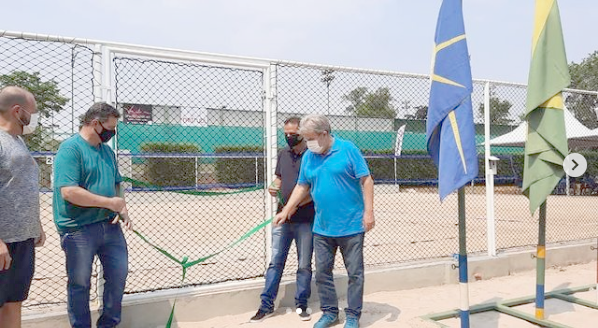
[535,201,547,319]
[458,187,470,328]
[394,157,397,186]
[425,1,475,323]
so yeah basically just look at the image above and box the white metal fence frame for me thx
[2,30,598,310]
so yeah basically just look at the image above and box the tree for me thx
[566,51,598,129]
[343,87,368,114]
[405,105,428,120]
[477,89,514,125]
[343,87,396,119]
[0,71,70,150]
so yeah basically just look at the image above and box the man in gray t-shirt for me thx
[0,86,45,327]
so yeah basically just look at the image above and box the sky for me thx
[3,0,597,85]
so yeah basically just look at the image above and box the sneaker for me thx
[297,306,311,321]
[313,312,339,328]
[344,316,359,328]
[249,308,274,323]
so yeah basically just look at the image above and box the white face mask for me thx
[307,139,325,154]
[21,113,39,135]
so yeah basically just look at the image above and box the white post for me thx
[46,156,55,189]
[101,46,118,153]
[93,45,103,103]
[195,156,199,190]
[255,157,259,185]
[119,150,132,192]
[484,82,497,257]
[92,43,105,309]
[101,46,113,105]
[394,158,397,186]
[50,159,54,189]
[263,64,278,269]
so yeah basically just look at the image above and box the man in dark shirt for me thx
[250,117,315,323]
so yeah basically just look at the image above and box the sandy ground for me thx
[188,261,598,328]
[26,186,598,312]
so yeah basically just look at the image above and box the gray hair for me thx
[0,86,33,113]
[299,114,331,135]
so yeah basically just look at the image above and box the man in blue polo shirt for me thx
[53,102,132,328]
[274,114,375,328]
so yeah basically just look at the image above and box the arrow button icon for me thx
[564,153,587,178]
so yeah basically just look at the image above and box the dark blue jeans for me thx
[260,222,313,311]
[314,233,364,319]
[60,221,128,328]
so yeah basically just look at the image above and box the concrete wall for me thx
[23,240,596,328]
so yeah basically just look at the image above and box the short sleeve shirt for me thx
[297,137,370,237]
[275,147,314,224]
[0,130,40,243]
[53,134,122,234]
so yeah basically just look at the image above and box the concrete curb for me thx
[23,239,596,327]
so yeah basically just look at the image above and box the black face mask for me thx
[97,122,116,143]
[285,134,303,148]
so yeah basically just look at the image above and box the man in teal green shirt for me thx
[53,102,132,328]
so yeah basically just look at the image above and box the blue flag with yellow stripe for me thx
[426,0,478,201]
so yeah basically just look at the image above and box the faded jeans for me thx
[60,221,128,328]
[314,232,364,319]
[260,222,313,311]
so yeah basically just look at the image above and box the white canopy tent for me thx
[487,108,598,197]
[488,108,598,149]
[481,83,597,258]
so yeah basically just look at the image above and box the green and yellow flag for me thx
[522,0,571,214]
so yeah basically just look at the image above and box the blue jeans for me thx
[60,221,128,328]
[260,222,313,311]
[314,233,364,319]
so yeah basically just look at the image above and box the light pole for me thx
[321,69,335,115]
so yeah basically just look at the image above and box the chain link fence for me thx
[489,83,598,252]
[1,32,598,311]
[0,34,96,307]
[113,57,268,294]
[275,64,460,273]
[274,65,495,274]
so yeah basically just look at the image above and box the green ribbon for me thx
[277,190,284,207]
[125,175,275,327]
[132,218,272,327]
[122,177,263,196]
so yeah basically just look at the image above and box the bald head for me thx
[0,86,36,113]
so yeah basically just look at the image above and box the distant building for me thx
[205,107,394,132]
